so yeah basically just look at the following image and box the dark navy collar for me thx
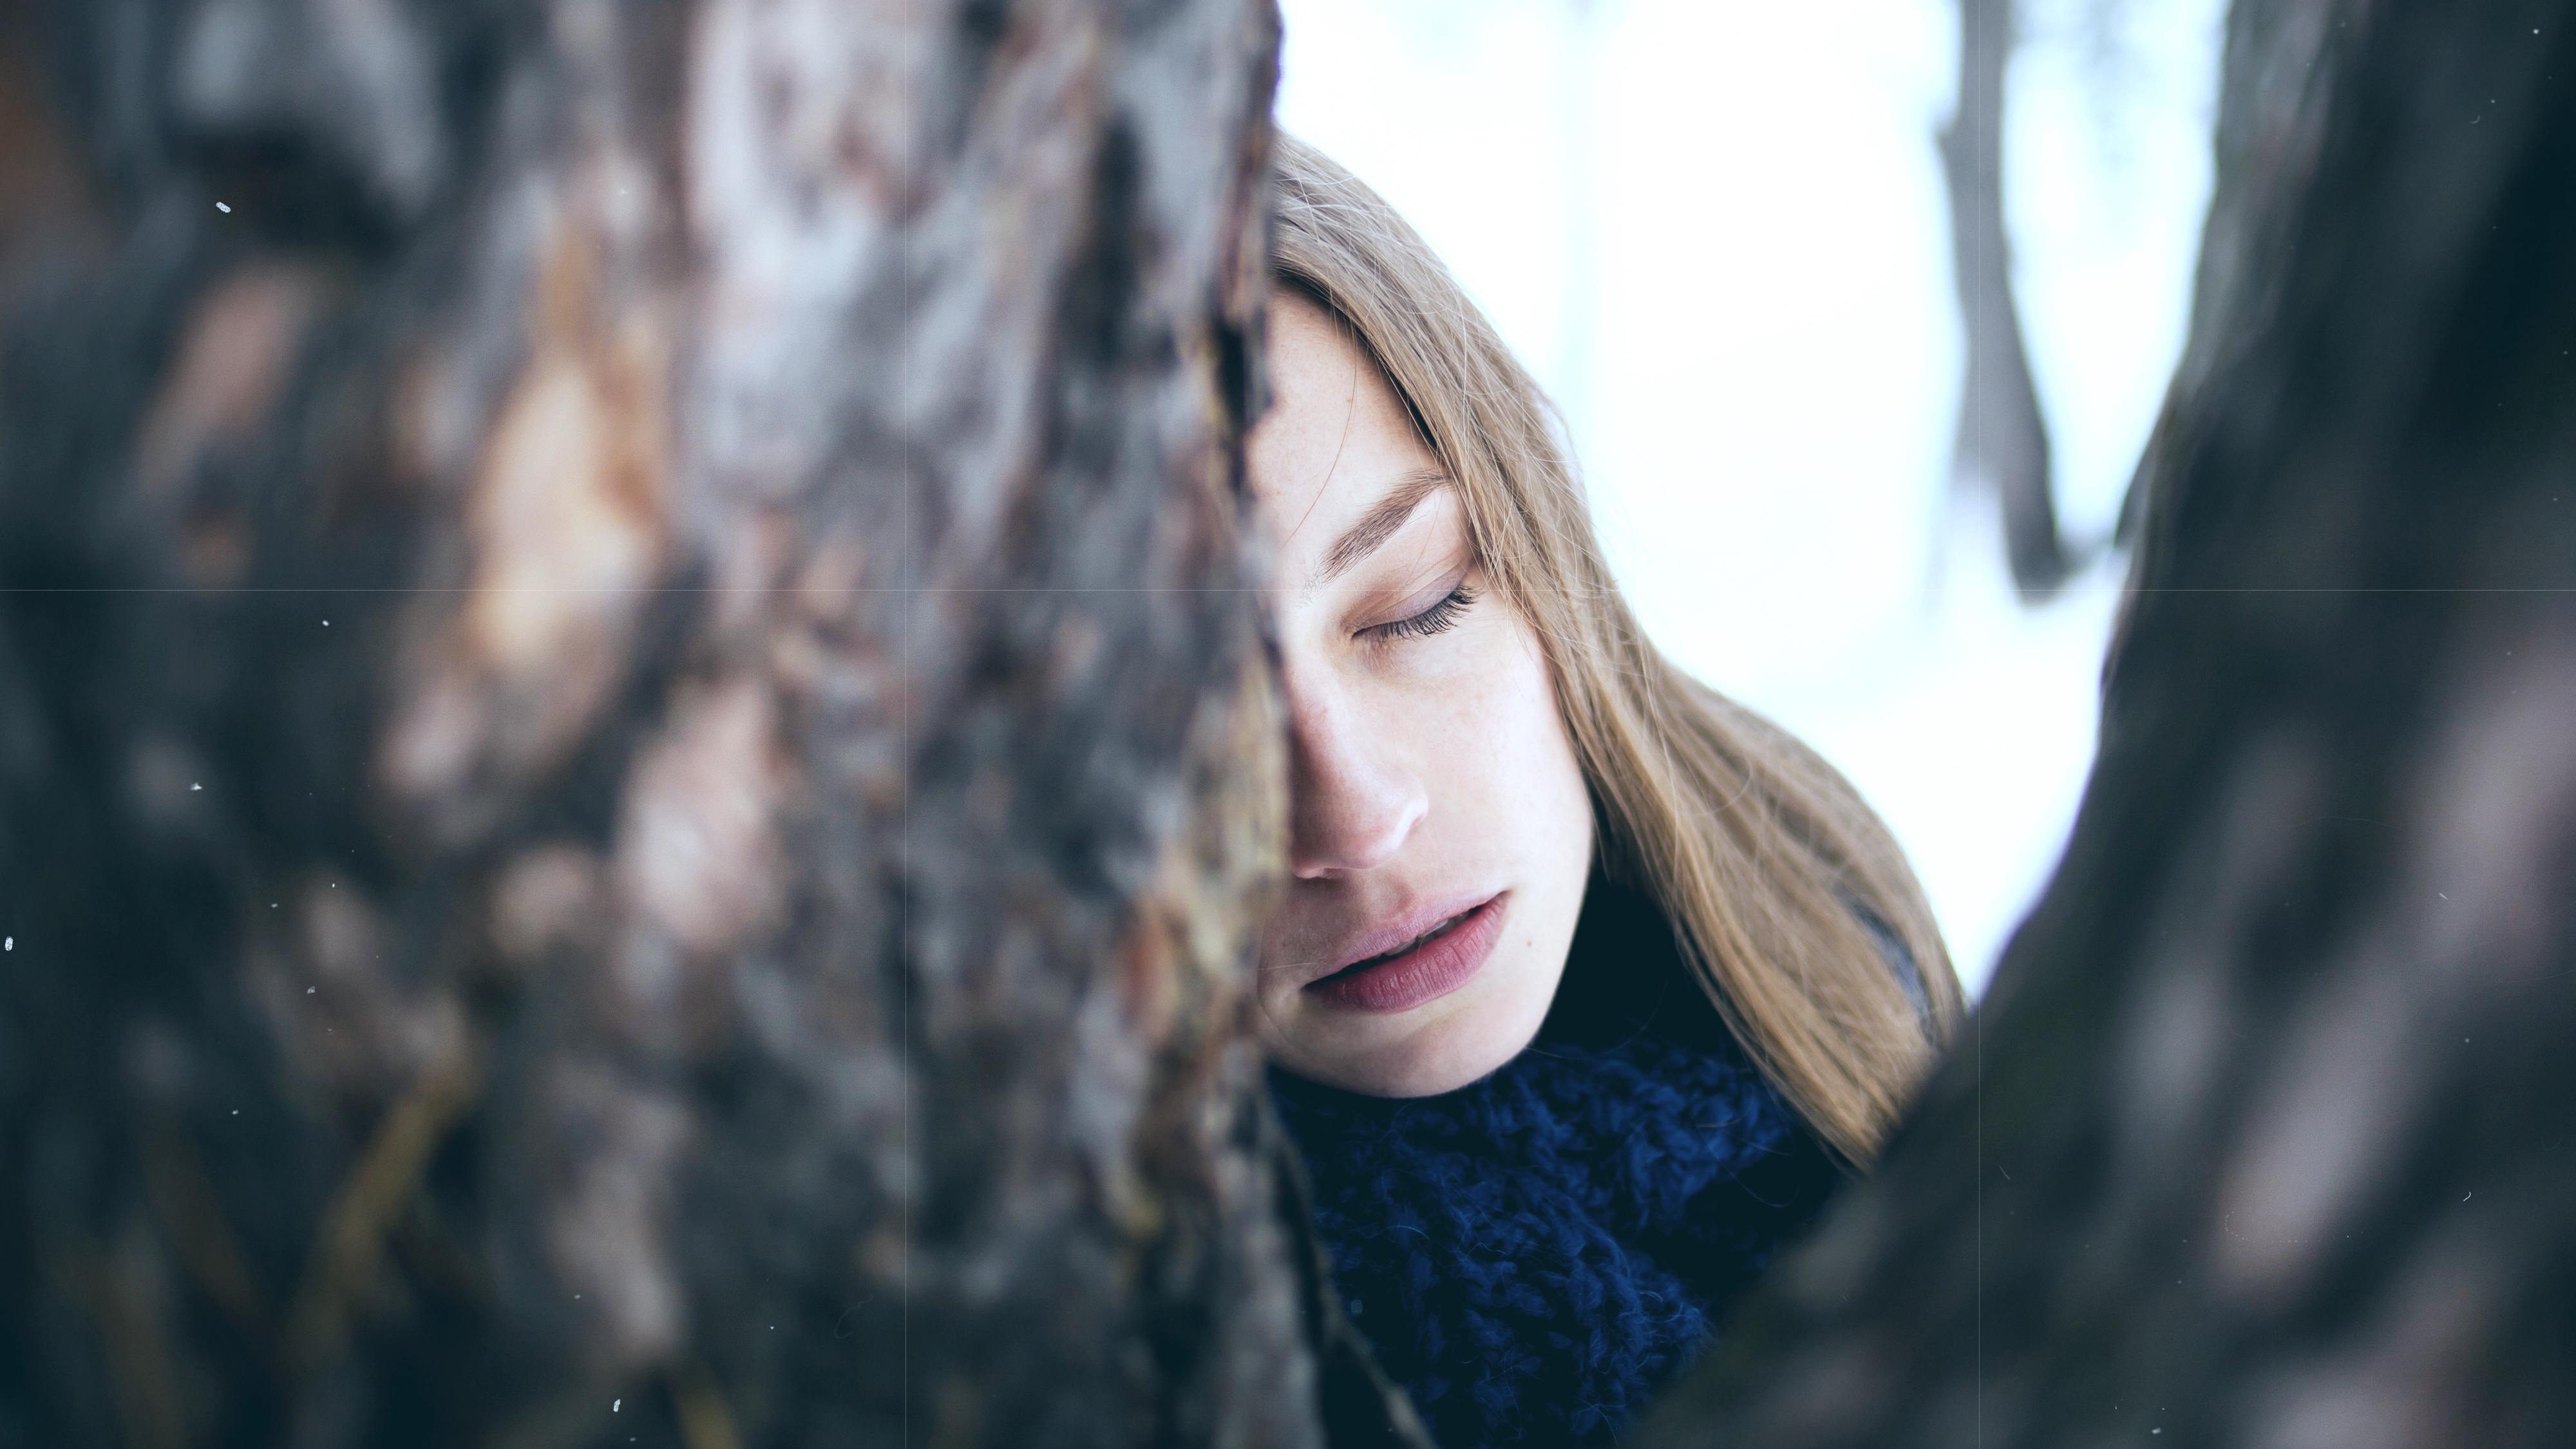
[1269,869,1846,1447]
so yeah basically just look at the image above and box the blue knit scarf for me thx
[1269,878,1853,1447]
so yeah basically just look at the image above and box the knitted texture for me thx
[1270,980,1843,1446]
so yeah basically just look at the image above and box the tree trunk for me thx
[1941,0,2071,600]
[1636,0,2576,1443]
[0,2,1425,1446]
[2117,0,2346,547]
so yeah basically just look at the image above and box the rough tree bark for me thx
[0,2,1425,1447]
[1636,1,2576,1443]
[1941,0,2072,600]
[2117,0,2344,547]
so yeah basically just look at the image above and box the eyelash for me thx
[1361,584,1479,643]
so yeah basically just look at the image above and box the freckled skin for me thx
[1246,295,1595,1098]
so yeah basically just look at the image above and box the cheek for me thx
[1426,633,1582,815]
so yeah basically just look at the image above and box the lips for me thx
[1305,893,1507,1013]
[1320,893,1497,975]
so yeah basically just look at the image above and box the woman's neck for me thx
[1531,869,1738,1059]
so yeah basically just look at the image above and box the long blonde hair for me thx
[1267,136,1962,1167]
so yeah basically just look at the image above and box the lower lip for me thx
[1306,896,1507,1014]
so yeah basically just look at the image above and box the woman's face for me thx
[1244,293,1595,1097]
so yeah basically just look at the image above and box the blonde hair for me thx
[1267,135,1962,1166]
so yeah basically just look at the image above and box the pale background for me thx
[1274,0,2228,998]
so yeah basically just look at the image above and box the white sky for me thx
[1276,0,2225,996]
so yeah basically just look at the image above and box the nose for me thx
[1283,659,1426,879]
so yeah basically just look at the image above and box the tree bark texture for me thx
[1640,1,2576,1444]
[1940,0,2071,599]
[0,3,1426,1447]
[2119,0,2349,547]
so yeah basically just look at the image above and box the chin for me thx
[1312,986,1554,1098]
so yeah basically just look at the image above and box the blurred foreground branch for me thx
[1644,0,2576,1442]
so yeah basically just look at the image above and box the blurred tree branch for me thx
[1641,0,2576,1441]
[1942,0,2076,600]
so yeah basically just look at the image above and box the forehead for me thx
[1250,296,1450,552]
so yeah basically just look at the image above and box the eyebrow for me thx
[1311,468,1454,587]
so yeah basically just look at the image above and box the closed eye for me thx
[1359,584,1477,643]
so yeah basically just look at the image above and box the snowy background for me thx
[1275,0,2227,997]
